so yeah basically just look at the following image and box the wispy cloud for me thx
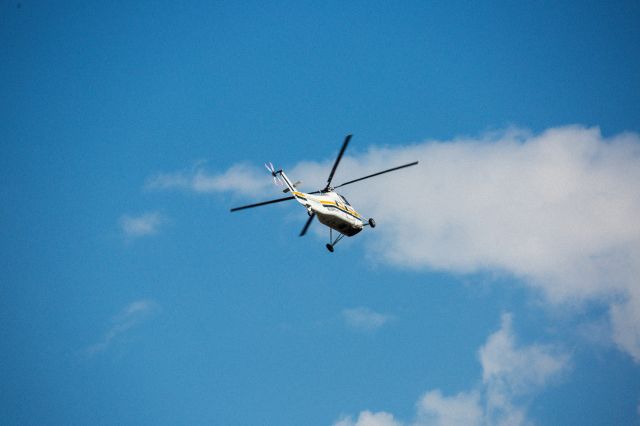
[335,313,569,426]
[475,313,569,425]
[86,299,160,355]
[145,162,272,198]
[334,411,401,426]
[416,390,483,426]
[184,125,640,362]
[119,212,165,238]
[342,307,393,332]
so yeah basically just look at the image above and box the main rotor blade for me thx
[324,134,352,191]
[299,213,316,236]
[230,195,295,212]
[333,161,419,189]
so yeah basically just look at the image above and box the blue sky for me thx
[2,1,640,425]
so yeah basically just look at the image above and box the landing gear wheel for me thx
[326,243,334,253]
[368,218,376,228]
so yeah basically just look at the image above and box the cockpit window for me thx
[339,195,351,205]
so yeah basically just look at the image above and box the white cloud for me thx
[342,307,393,332]
[334,411,402,426]
[480,314,568,393]
[171,126,640,362]
[120,212,165,237]
[610,285,640,362]
[415,390,482,426]
[334,313,568,426]
[290,127,640,301]
[145,162,272,198]
[478,313,568,426]
[86,299,160,354]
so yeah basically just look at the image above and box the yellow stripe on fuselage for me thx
[319,200,361,218]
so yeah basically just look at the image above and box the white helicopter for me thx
[230,135,418,252]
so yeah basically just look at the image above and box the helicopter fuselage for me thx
[292,190,364,236]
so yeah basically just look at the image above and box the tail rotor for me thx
[264,162,276,175]
[265,162,284,187]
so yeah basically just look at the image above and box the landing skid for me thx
[326,218,376,252]
[326,228,346,252]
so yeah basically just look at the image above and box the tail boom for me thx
[274,170,309,207]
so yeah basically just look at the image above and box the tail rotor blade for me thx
[265,162,276,175]
[299,213,316,236]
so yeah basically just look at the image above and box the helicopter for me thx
[230,135,418,252]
